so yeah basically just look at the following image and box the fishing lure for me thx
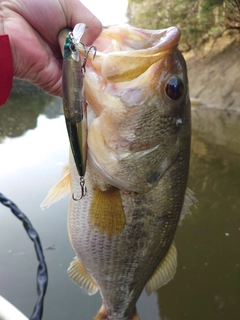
[62,23,96,200]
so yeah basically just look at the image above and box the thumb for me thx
[62,0,102,45]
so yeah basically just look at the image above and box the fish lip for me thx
[89,24,181,57]
[83,25,181,84]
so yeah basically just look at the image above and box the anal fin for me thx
[145,242,177,296]
[68,257,98,295]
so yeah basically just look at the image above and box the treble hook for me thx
[79,42,97,72]
[72,176,87,201]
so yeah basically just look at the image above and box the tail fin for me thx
[93,305,140,320]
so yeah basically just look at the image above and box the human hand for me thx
[1,0,102,96]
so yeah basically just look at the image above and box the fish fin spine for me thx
[68,257,98,295]
[40,164,71,209]
[179,187,198,225]
[145,241,177,296]
[89,187,125,236]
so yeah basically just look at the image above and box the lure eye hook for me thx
[68,31,79,54]
[69,42,77,53]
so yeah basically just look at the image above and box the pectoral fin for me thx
[68,257,98,295]
[40,165,71,209]
[145,242,177,296]
[89,187,125,236]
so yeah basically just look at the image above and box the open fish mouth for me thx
[82,24,182,115]
[80,24,188,193]
[85,24,181,82]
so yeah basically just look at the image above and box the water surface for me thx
[0,84,239,320]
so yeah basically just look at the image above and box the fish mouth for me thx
[82,24,181,115]
[86,24,181,83]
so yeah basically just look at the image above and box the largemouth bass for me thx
[43,24,196,320]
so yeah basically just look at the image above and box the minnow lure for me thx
[62,23,96,200]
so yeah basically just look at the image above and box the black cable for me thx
[0,193,48,320]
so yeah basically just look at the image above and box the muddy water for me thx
[0,86,239,320]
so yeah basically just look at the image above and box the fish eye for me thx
[165,76,184,100]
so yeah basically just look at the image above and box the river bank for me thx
[185,33,240,112]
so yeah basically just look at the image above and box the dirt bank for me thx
[184,34,240,112]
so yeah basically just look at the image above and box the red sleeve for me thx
[0,34,13,106]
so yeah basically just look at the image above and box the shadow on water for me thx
[0,80,63,141]
[157,108,240,320]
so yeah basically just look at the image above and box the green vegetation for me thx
[127,0,240,50]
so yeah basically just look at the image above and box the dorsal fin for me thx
[145,242,177,296]
[89,187,125,236]
[40,164,71,209]
[68,257,98,295]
